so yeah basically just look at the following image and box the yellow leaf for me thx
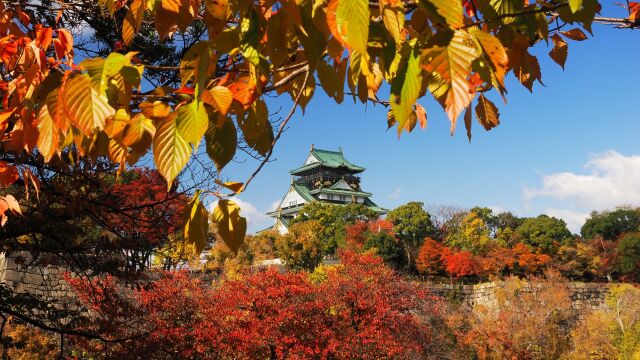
[123,0,147,46]
[470,28,508,91]
[153,115,192,187]
[140,100,171,119]
[123,113,155,147]
[37,102,61,162]
[108,137,128,169]
[62,73,115,136]
[429,0,463,28]
[184,191,209,254]
[380,0,405,45]
[215,179,244,194]
[390,41,422,128]
[329,0,370,54]
[201,86,233,115]
[104,108,130,137]
[212,199,247,254]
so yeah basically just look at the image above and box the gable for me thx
[278,186,307,209]
[304,153,319,165]
[330,179,353,190]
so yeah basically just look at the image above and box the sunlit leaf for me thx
[184,190,209,254]
[153,115,192,187]
[215,179,244,194]
[212,199,247,254]
[62,73,115,135]
[201,86,233,115]
[422,30,480,132]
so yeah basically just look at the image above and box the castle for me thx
[264,146,386,234]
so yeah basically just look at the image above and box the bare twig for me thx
[240,65,310,193]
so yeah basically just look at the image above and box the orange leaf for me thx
[0,37,18,66]
[0,162,19,187]
[35,26,53,50]
[630,2,640,21]
[415,104,427,129]
[560,28,587,41]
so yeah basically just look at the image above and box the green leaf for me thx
[390,41,422,129]
[175,101,209,146]
[183,190,209,254]
[62,73,116,136]
[205,116,237,171]
[153,114,192,187]
[212,199,247,254]
[475,94,500,131]
[335,0,370,53]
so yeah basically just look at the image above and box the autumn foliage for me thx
[64,251,441,359]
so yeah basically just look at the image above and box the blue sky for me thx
[222,7,640,234]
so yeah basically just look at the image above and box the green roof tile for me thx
[290,148,365,175]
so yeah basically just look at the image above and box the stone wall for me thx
[422,281,611,316]
[0,252,79,309]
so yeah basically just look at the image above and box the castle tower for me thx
[264,147,386,234]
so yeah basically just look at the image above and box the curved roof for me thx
[290,148,365,175]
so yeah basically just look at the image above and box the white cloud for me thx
[387,187,402,200]
[524,151,640,233]
[268,200,281,212]
[544,208,589,234]
[525,151,640,209]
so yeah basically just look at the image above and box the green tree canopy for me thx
[581,207,640,240]
[387,201,436,270]
[616,233,640,282]
[515,215,573,254]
